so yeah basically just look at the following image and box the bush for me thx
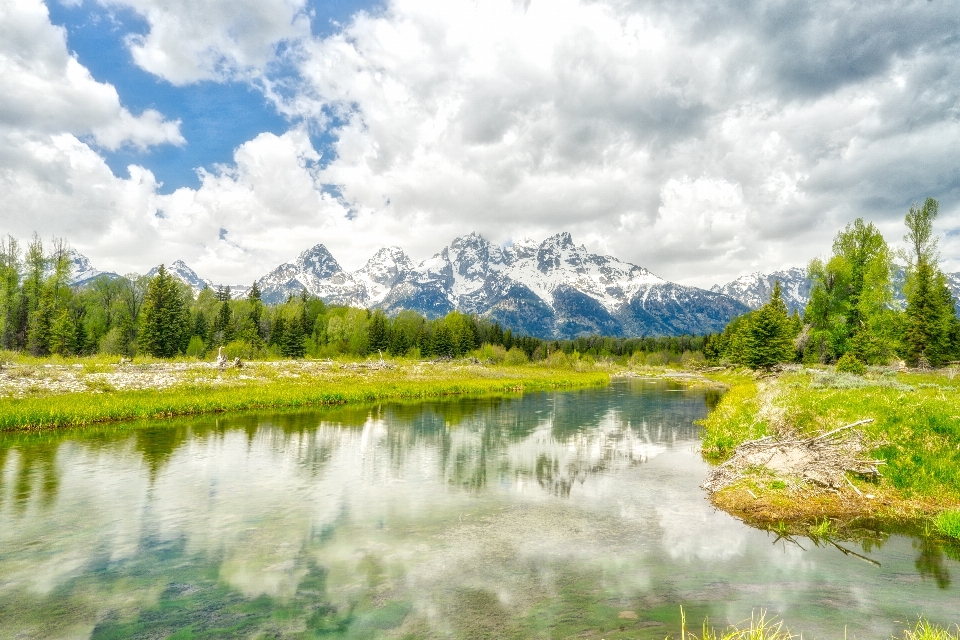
[186,335,206,358]
[835,352,866,375]
[473,343,507,364]
[546,350,570,368]
[503,347,529,366]
[222,339,262,360]
[680,350,707,369]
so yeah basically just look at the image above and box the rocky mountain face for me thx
[254,232,748,338]
[710,268,810,313]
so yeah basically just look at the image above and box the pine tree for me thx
[247,281,262,303]
[905,260,953,367]
[281,310,306,358]
[368,310,389,354]
[212,300,234,344]
[744,281,795,369]
[902,198,958,367]
[27,287,54,356]
[140,265,190,358]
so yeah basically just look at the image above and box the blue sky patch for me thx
[46,0,382,193]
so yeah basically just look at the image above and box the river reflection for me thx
[0,379,957,639]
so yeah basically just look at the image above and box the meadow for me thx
[0,352,610,431]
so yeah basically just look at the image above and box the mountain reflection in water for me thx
[0,378,957,639]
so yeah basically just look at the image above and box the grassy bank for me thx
[697,366,960,531]
[0,360,610,431]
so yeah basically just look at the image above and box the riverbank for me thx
[695,365,960,537]
[0,356,610,431]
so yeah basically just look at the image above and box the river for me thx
[0,378,957,638]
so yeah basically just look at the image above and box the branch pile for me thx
[701,419,884,493]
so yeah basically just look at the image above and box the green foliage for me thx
[934,509,960,540]
[504,347,529,365]
[140,265,190,358]
[743,281,796,369]
[834,352,865,375]
[803,219,895,364]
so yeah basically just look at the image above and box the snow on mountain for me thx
[147,260,212,296]
[249,232,747,337]
[713,267,960,314]
[711,268,810,312]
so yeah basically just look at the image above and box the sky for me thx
[1,0,959,288]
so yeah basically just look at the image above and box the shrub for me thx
[186,336,206,358]
[835,352,866,375]
[503,347,529,366]
[222,339,261,360]
[680,350,707,369]
[546,350,570,368]
[473,343,507,364]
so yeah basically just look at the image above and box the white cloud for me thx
[101,0,312,84]
[2,0,959,287]
[0,0,183,149]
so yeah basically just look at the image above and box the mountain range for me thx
[65,234,960,338]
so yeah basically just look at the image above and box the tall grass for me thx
[675,609,959,640]
[933,509,960,540]
[0,366,609,431]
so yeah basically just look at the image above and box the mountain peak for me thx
[294,244,341,279]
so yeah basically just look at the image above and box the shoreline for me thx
[0,358,610,432]
[689,366,960,541]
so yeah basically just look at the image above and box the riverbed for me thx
[0,378,957,638]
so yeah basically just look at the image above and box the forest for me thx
[1,199,956,369]
[0,236,703,363]
[705,198,960,369]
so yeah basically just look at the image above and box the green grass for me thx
[698,366,960,521]
[0,364,610,431]
[933,509,960,540]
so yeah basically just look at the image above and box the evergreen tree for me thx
[27,287,54,356]
[247,281,262,303]
[744,281,795,369]
[0,236,21,350]
[140,265,190,357]
[902,198,959,367]
[192,310,209,342]
[368,309,389,354]
[431,324,454,358]
[213,300,234,344]
[280,309,306,358]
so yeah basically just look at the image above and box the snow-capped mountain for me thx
[255,232,749,338]
[713,267,960,313]
[257,245,417,306]
[147,260,212,296]
[710,268,810,313]
[39,248,120,286]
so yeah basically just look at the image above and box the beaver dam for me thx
[702,419,885,497]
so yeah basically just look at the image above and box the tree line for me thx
[0,239,706,362]
[705,199,960,369]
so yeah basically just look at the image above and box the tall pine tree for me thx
[140,265,189,358]
[744,281,796,369]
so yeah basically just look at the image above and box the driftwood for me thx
[702,419,882,494]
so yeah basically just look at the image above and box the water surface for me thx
[1,379,958,639]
